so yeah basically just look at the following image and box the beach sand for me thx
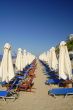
[0,60,73,110]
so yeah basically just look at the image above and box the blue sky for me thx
[0,0,73,56]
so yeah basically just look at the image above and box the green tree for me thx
[66,39,73,51]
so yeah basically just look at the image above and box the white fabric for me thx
[27,52,32,65]
[26,52,35,65]
[0,43,14,82]
[46,51,50,64]
[51,47,58,70]
[8,50,15,81]
[59,41,72,80]
[39,52,47,62]
[48,49,52,68]
[22,50,28,68]
[15,48,23,71]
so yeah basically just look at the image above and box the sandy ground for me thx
[0,60,73,110]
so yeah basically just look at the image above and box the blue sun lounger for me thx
[48,88,73,96]
[0,90,17,101]
[45,78,64,85]
[45,79,60,84]
[47,71,59,78]
[0,79,19,101]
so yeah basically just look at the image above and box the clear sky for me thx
[0,0,73,56]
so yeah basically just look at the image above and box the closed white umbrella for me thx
[51,47,58,71]
[22,49,28,68]
[0,43,14,82]
[48,48,52,69]
[29,53,35,63]
[46,51,50,64]
[59,41,72,80]
[42,52,47,62]
[15,48,23,71]
[27,52,32,65]
[39,52,47,62]
[26,52,35,65]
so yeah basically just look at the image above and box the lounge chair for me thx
[0,78,20,101]
[0,90,18,101]
[16,77,34,92]
[45,78,65,85]
[45,78,60,85]
[48,88,73,97]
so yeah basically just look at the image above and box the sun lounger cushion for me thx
[45,79,60,84]
[0,91,8,97]
[48,88,73,95]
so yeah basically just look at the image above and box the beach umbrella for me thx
[48,47,58,71]
[47,51,50,65]
[22,49,28,68]
[39,53,43,61]
[48,48,52,69]
[39,54,42,61]
[59,41,72,80]
[42,52,47,62]
[26,52,30,65]
[0,43,15,82]
[39,52,47,62]
[26,52,36,65]
[27,52,33,65]
[15,48,23,71]
[51,47,58,71]
[30,54,36,63]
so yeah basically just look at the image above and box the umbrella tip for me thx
[4,43,11,49]
[60,41,66,46]
[18,48,22,51]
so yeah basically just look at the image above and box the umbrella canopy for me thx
[22,49,28,68]
[15,48,23,71]
[26,52,35,65]
[51,47,58,71]
[27,52,33,65]
[0,43,15,82]
[39,52,47,62]
[46,51,50,64]
[48,48,52,69]
[59,41,72,80]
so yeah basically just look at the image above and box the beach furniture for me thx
[0,90,18,101]
[0,79,19,101]
[46,41,72,85]
[45,78,60,84]
[16,64,36,79]
[47,71,58,78]
[16,77,34,92]
[48,88,73,97]
[0,43,15,83]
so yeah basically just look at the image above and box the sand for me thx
[0,60,73,110]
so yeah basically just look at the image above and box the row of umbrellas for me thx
[0,43,35,83]
[15,48,35,71]
[39,41,72,80]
